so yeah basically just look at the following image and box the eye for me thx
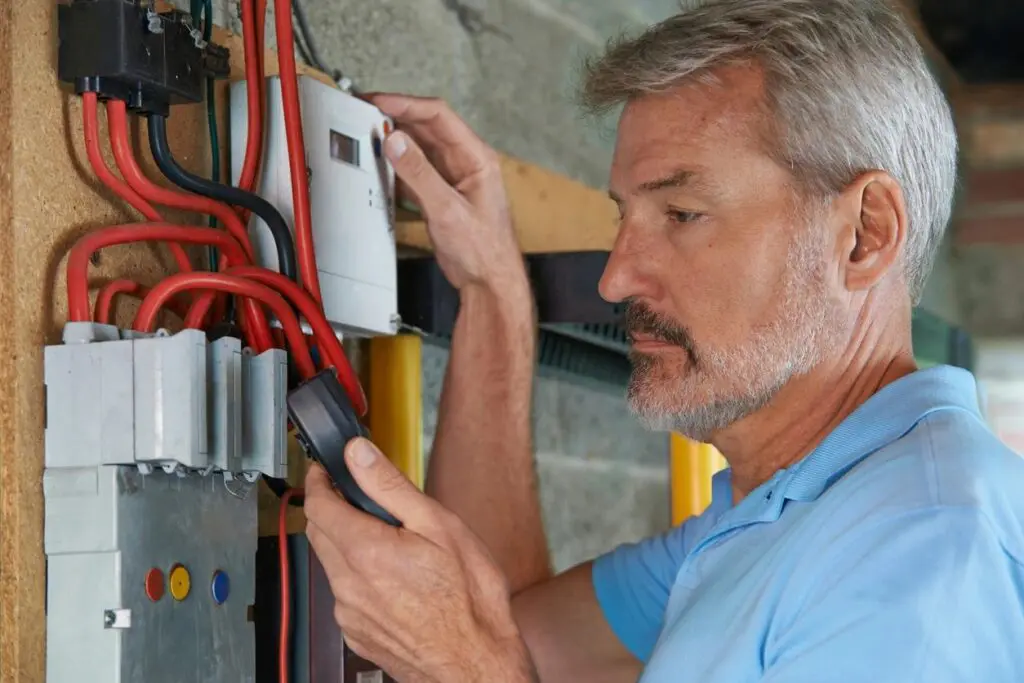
[668,209,703,224]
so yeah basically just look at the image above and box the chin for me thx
[626,352,772,441]
[627,354,707,421]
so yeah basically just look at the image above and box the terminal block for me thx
[57,0,231,115]
[45,322,288,478]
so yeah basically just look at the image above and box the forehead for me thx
[610,65,774,190]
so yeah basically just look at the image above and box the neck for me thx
[711,312,917,503]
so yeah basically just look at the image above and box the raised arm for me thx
[371,95,643,679]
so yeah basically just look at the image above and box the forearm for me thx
[425,273,551,593]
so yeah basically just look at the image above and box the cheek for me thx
[664,233,788,345]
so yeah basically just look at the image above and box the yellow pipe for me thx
[670,434,727,525]
[368,334,424,489]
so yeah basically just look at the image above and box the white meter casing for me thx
[229,76,398,337]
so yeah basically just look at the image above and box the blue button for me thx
[372,136,383,158]
[211,570,230,605]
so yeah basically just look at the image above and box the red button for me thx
[145,568,165,602]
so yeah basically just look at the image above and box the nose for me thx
[598,221,661,304]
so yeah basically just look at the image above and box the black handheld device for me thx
[286,370,402,527]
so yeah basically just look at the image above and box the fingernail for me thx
[351,439,378,468]
[386,132,408,160]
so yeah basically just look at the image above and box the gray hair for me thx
[581,0,958,303]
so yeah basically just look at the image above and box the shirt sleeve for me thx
[591,509,714,663]
[761,506,1024,683]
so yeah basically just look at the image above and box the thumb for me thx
[345,437,439,531]
[384,131,468,222]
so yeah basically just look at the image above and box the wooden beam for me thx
[964,168,1024,205]
[963,119,1024,168]
[956,215,1024,245]
[395,157,617,253]
[954,84,1024,119]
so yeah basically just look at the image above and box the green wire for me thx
[202,0,220,272]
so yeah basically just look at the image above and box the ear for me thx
[835,171,908,294]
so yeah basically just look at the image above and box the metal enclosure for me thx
[44,467,258,683]
[43,324,288,682]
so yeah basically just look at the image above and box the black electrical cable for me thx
[147,114,298,282]
[292,23,316,70]
[291,0,342,82]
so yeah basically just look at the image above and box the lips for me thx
[629,333,675,350]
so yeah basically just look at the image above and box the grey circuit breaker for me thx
[43,323,289,683]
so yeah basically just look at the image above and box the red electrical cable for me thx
[133,273,316,379]
[278,486,303,683]
[94,280,190,324]
[274,0,322,304]
[256,0,267,57]
[183,291,221,330]
[226,266,367,415]
[237,0,265,200]
[106,100,257,262]
[105,98,271,344]
[81,92,193,275]
[66,224,274,352]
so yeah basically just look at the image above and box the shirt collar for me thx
[706,365,981,512]
[781,365,981,502]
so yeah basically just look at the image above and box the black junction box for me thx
[57,0,229,115]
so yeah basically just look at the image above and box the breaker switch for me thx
[169,564,192,601]
[211,570,231,605]
[145,568,165,602]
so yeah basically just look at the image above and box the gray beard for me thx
[626,222,845,442]
[628,351,791,442]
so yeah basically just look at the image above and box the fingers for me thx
[384,131,471,225]
[303,463,373,540]
[370,94,500,192]
[369,94,486,152]
[344,438,445,536]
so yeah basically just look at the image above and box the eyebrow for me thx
[608,168,699,203]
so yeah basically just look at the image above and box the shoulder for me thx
[811,406,1024,561]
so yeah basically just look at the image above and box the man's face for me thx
[601,67,847,441]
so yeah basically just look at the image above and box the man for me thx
[303,0,1024,680]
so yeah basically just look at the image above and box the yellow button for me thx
[169,564,191,601]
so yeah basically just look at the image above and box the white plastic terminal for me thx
[133,329,209,469]
[44,323,287,478]
[241,348,289,480]
[208,336,243,474]
[230,75,399,337]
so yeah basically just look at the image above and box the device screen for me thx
[330,129,360,167]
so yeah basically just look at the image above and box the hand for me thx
[304,438,538,683]
[368,93,526,293]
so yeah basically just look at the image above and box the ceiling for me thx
[917,0,1024,83]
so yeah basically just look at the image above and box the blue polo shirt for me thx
[593,365,1024,682]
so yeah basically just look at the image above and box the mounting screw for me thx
[103,608,132,629]
[146,8,163,34]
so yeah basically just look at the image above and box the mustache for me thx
[624,300,697,359]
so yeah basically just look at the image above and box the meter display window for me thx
[330,129,360,167]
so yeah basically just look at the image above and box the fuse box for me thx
[43,324,289,683]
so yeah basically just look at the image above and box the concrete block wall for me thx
[181,0,683,570]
